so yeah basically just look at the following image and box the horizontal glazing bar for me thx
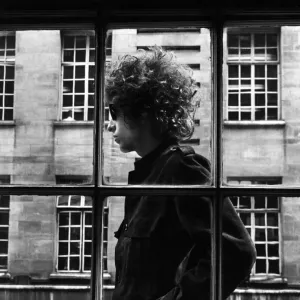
[107,21,213,30]
[1,185,300,196]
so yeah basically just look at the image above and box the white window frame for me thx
[56,195,93,273]
[61,31,95,121]
[0,32,15,121]
[228,177,282,279]
[0,176,10,272]
[225,28,280,121]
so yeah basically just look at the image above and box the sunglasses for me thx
[109,104,118,121]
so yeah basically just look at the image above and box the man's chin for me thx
[119,145,132,153]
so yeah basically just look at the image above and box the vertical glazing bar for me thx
[211,14,224,300]
[91,193,104,300]
[91,12,106,300]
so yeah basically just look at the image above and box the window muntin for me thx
[226,31,279,121]
[61,34,95,121]
[0,33,15,121]
[228,178,281,277]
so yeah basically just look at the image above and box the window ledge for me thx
[0,121,15,126]
[49,272,111,280]
[53,121,94,127]
[249,275,288,284]
[0,272,11,279]
[223,120,286,127]
[234,287,300,294]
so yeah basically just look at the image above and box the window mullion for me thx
[212,17,224,300]
[90,22,105,300]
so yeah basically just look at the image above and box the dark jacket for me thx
[112,138,256,300]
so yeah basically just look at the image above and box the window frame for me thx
[0,31,15,121]
[0,9,300,300]
[224,27,281,122]
[228,177,282,279]
[60,30,96,122]
[56,195,93,273]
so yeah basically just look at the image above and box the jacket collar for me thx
[128,137,179,184]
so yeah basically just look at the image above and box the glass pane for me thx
[71,213,81,225]
[5,194,91,293]
[4,109,13,120]
[223,27,300,186]
[0,228,8,240]
[5,95,14,107]
[6,66,14,79]
[240,94,251,106]
[59,227,69,240]
[74,95,84,106]
[0,66,4,79]
[76,36,86,48]
[256,244,266,257]
[228,65,238,78]
[63,95,73,107]
[58,242,68,255]
[69,257,80,270]
[255,228,266,241]
[63,66,73,79]
[105,195,215,299]
[255,65,265,77]
[268,259,280,274]
[241,65,251,78]
[75,65,85,78]
[0,212,9,225]
[70,242,80,254]
[70,195,81,206]
[75,50,86,62]
[75,80,84,93]
[64,36,74,48]
[228,94,238,106]
[0,36,5,49]
[0,29,95,184]
[63,50,74,62]
[103,27,212,185]
[57,195,69,206]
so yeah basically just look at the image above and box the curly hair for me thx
[105,46,200,141]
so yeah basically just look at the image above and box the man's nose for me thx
[107,119,116,132]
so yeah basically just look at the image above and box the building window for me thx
[56,195,109,273]
[57,195,93,272]
[61,33,95,121]
[228,178,281,276]
[0,176,10,271]
[56,176,109,273]
[226,31,279,121]
[0,33,15,121]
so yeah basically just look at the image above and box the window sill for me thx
[53,121,94,127]
[49,272,111,280]
[0,272,11,279]
[0,121,15,127]
[223,120,286,127]
[249,275,288,284]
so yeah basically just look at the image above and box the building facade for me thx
[0,26,300,299]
